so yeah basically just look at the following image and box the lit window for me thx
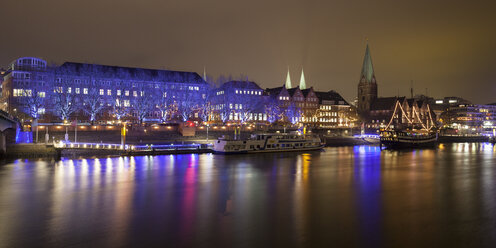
[107,89,111,95]
[140,91,144,97]
[163,92,167,98]
[125,90,129,96]
[83,88,88,94]
[124,100,130,107]
[133,91,137,97]
[75,88,80,94]
[236,90,239,94]
[99,89,104,95]
[37,108,45,114]
[38,92,46,98]
[117,90,121,96]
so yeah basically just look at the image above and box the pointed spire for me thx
[299,68,306,90]
[360,42,375,83]
[203,66,207,81]
[285,67,292,89]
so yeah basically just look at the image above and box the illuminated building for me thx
[315,90,357,128]
[211,81,266,123]
[439,104,496,135]
[1,57,208,123]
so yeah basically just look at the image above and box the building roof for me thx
[219,80,262,90]
[264,86,285,96]
[315,90,349,105]
[371,97,405,111]
[360,43,375,83]
[299,68,306,90]
[287,87,301,97]
[57,62,207,84]
[285,69,292,89]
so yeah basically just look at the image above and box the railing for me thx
[54,142,128,150]
[54,141,212,152]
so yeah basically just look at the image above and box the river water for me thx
[1,144,496,247]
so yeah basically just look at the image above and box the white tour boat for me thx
[213,133,324,154]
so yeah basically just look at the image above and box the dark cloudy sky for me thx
[1,0,495,103]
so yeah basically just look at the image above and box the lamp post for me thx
[64,119,69,143]
[121,122,126,149]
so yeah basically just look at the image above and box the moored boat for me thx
[213,133,324,154]
[380,130,437,149]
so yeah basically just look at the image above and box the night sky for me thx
[1,0,495,104]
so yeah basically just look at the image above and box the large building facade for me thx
[1,57,209,123]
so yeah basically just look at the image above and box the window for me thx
[83,88,88,94]
[163,92,167,98]
[37,108,45,114]
[75,88,80,94]
[107,89,111,96]
[133,91,137,97]
[117,90,121,96]
[125,90,129,96]
[124,100,130,107]
[38,92,46,98]
[67,87,72,94]
[99,89,104,95]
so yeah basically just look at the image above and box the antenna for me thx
[410,80,414,98]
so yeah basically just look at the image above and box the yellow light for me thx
[167,126,172,129]
[83,144,87,148]
[222,126,226,129]
[96,144,100,148]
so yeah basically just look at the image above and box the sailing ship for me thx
[380,100,437,149]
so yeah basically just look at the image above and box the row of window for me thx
[235,89,262,95]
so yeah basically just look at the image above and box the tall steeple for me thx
[357,42,378,117]
[203,66,207,81]
[360,43,375,83]
[299,68,306,90]
[285,67,292,89]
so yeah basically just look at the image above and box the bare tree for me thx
[112,95,129,121]
[285,102,302,125]
[132,85,155,124]
[265,98,282,124]
[22,87,45,120]
[82,88,105,124]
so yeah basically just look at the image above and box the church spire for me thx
[203,66,207,81]
[285,67,292,89]
[360,43,375,83]
[299,68,306,90]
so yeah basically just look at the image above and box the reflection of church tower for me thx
[357,43,378,117]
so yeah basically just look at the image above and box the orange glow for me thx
[167,126,172,129]
[222,126,226,129]
[56,126,62,129]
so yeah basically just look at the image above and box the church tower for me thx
[357,43,378,117]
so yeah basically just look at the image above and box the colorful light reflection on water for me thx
[1,144,496,247]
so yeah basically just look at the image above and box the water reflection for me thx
[1,143,496,247]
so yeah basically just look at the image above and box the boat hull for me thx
[380,130,438,149]
[213,145,324,154]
